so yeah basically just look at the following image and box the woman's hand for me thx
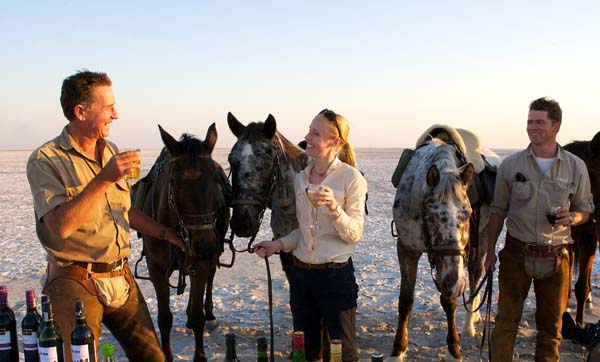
[315,185,338,212]
[254,240,283,258]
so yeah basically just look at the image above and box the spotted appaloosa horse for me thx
[227,112,308,278]
[391,138,475,361]
[141,125,230,362]
[564,131,600,325]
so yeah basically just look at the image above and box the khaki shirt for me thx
[491,144,594,245]
[27,126,132,265]
[280,158,367,264]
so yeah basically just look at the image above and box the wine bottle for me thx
[22,290,41,362]
[371,352,385,362]
[38,301,64,362]
[291,331,306,362]
[256,336,268,362]
[37,295,49,338]
[329,339,342,362]
[0,285,19,362]
[70,300,96,362]
[224,333,239,362]
[100,344,115,362]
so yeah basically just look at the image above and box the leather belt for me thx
[505,234,567,258]
[71,258,127,273]
[293,256,351,271]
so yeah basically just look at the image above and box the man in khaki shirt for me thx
[27,70,183,362]
[484,97,594,361]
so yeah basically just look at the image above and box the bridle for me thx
[166,154,219,257]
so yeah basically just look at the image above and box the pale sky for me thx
[1,1,599,150]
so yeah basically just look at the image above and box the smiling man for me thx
[484,97,594,361]
[27,70,182,361]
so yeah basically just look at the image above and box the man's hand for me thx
[164,228,185,251]
[98,150,140,183]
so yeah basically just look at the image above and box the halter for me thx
[166,154,219,257]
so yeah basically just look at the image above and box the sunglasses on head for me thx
[319,108,342,140]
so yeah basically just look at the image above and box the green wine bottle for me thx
[291,331,306,362]
[256,336,268,362]
[22,290,41,362]
[70,299,96,362]
[38,301,64,362]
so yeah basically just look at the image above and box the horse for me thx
[564,131,600,325]
[391,128,484,361]
[226,112,308,279]
[140,124,230,362]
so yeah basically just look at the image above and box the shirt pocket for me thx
[548,180,575,205]
[511,181,532,201]
[65,185,100,233]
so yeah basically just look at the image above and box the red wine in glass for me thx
[546,213,558,226]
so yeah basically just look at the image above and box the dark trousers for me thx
[44,277,164,362]
[290,262,359,362]
[491,243,570,362]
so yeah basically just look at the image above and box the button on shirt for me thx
[490,144,594,245]
[279,158,368,264]
[27,126,132,265]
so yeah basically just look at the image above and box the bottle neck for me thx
[225,343,237,359]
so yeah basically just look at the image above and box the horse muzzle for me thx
[230,205,261,237]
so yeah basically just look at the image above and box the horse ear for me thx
[460,163,475,185]
[426,165,440,187]
[264,114,277,138]
[204,123,218,154]
[227,112,245,138]
[158,125,182,156]
[590,131,600,155]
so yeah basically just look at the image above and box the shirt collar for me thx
[58,125,108,163]
[525,143,567,161]
[304,157,343,180]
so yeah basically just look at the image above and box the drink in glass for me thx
[123,149,141,182]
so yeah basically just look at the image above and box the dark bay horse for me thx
[564,131,600,325]
[226,112,308,278]
[391,136,476,361]
[141,124,230,362]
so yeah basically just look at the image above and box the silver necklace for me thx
[313,159,335,177]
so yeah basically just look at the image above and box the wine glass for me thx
[306,184,321,231]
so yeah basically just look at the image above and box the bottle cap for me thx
[74,299,86,318]
[0,285,7,305]
[101,343,114,356]
[257,336,268,351]
[26,289,36,303]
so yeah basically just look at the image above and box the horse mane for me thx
[423,141,464,198]
[563,140,589,160]
[179,133,208,155]
[274,131,305,171]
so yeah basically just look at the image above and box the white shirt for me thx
[280,158,368,264]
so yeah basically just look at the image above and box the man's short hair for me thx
[60,70,112,121]
[529,97,562,123]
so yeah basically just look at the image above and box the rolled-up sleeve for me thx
[27,155,66,222]
[331,170,367,243]
[490,160,510,218]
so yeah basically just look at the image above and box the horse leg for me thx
[187,263,209,362]
[575,233,597,324]
[391,245,420,360]
[441,293,461,360]
[148,262,174,362]
[204,261,217,323]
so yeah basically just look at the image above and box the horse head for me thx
[158,124,223,257]
[227,112,280,237]
[422,148,474,297]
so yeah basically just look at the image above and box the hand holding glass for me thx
[123,149,141,182]
[307,184,323,230]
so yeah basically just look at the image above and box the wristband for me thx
[329,204,342,218]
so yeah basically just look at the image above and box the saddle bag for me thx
[391,148,415,188]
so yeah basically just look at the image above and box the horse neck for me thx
[269,136,308,238]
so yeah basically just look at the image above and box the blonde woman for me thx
[256,109,367,362]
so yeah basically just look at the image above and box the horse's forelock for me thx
[179,133,208,156]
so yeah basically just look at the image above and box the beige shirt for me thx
[280,158,367,264]
[27,126,132,265]
[491,144,594,245]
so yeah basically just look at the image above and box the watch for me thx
[330,204,342,218]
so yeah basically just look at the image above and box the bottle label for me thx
[0,328,11,350]
[39,346,59,362]
[23,329,38,350]
[72,343,96,362]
